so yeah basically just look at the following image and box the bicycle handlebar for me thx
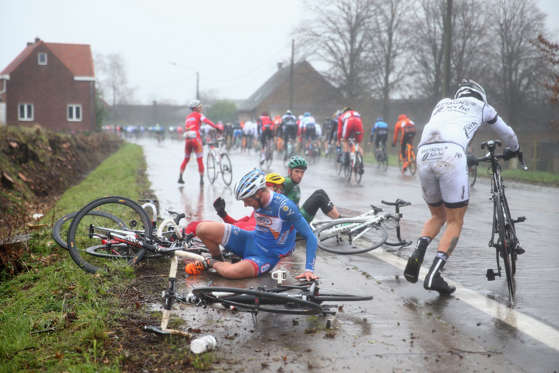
[381,199,411,207]
[474,139,528,171]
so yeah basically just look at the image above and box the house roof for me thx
[239,60,331,112]
[0,38,94,77]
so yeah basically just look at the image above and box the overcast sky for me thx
[1,0,558,105]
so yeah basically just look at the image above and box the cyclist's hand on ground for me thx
[503,147,519,161]
[296,271,318,281]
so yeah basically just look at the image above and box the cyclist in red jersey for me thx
[337,107,364,167]
[178,99,223,185]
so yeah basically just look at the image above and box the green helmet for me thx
[288,155,307,170]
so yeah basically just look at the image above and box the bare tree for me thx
[368,0,413,118]
[296,0,376,104]
[533,34,559,130]
[489,0,547,122]
[94,53,135,106]
[408,0,446,102]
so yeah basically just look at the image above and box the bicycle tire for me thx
[220,153,233,186]
[315,218,388,254]
[469,165,478,187]
[192,287,323,315]
[67,196,153,273]
[354,153,363,184]
[206,152,217,184]
[409,158,417,175]
[495,193,515,301]
[53,210,126,250]
[312,293,373,303]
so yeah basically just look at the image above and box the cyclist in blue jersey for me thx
[185,168,319,281]
[370,117,389,149]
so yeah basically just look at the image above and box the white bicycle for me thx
[311,199,412,254]
[206,137,233,186]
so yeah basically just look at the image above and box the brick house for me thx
[0,38,96,131]
[238,60,343,123]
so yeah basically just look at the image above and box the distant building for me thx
[238,60,343,122]
[0,38,96,131]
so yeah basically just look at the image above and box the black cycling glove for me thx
[213,197,227,219]
[502,147,519,161]
[467,154,478,167]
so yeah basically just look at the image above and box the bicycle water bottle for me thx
[190,335,217,354]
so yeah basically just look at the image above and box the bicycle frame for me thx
[475,140,527,303]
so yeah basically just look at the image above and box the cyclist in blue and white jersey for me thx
[186,169,319,281]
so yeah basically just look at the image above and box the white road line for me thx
[370,249,559,352]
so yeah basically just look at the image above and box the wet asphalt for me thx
[130,135,559,372]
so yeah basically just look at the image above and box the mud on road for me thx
[116,246,521,373]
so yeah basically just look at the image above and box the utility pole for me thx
[442,0,453,98]
[196,72,200,100]
[289,39,295,110]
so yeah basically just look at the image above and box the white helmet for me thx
[189,99,201,109]
[454,79,487,103]
[234,169,266,200]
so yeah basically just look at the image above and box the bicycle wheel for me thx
[220,153,233,186]
[192,287,322,315]
[381,153,388,171]
[67,196,153,273]
[312,293,372,302]
[315,218,388,254]
[469,165,478,187]
[408,157,417,176]
[53,210,126,249]
[495,194,515,301]
[354,153,363,184]
[206,152,217,184]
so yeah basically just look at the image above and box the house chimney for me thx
[277,62,283,70]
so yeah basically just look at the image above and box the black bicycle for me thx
[144,279,373,335]
[374,143,388,171]
[472,140,527,304]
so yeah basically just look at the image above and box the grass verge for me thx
[0,143,151,371]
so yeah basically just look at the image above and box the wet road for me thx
[132,136,559,371]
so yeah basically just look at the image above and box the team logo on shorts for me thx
[261,263,271,273]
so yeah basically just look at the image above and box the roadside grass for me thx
[0,143,148,372]
[363,150,559,186]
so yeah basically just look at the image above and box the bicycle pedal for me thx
[486,269,498,281]
[513,216,526,223]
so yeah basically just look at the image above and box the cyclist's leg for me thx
[301,189,340,221]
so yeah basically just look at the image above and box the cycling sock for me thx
[436,251,449,262]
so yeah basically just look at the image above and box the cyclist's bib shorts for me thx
[417,142,469,208]
[342,118,363,142]
[185,138,203,157]
[221,224,285,275]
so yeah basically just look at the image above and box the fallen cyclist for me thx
[184,169,319,281]
[283,155,343,222]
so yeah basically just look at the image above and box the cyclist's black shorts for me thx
[260,128,273,147]
[304,127,316,140]
[301,189,334,220]
[375,133,387,148]
[283,125,297,141]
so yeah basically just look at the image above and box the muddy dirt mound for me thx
[0,126,122,267]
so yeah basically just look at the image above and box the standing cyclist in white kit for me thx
[404,79,521,295]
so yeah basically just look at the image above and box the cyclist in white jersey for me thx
[403,79,521,295]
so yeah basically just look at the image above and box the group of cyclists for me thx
[175,78,523,296]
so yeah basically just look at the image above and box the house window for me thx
[67,104,82,122]
[18,103,34,121]
[38,52,47,65]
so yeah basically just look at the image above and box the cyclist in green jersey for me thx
[284,155,342,222]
